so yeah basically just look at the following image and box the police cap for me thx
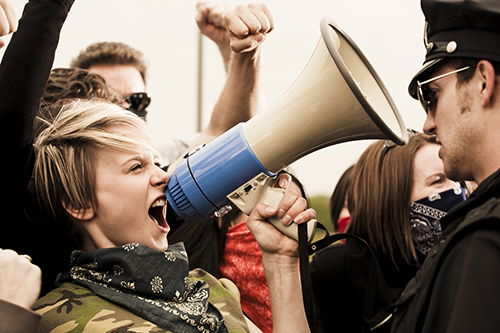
[409,0,500,99]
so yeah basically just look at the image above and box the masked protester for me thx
[409,186,466,255]
[310,132,466,333]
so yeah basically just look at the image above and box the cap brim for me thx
[408,58,444,99]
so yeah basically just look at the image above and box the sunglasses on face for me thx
[416,66,472,113]
[124,92,151,119]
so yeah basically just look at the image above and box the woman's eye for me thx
[130,163,143,172]
[431,176,445,185]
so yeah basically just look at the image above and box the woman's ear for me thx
[63,203,94,221]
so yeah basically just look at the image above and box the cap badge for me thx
[446,41,457,53]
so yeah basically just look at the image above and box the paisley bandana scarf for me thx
[410,187,466,255]
[61,243,227,333]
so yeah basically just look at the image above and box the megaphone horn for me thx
[166,17,408,241]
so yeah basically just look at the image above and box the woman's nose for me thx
[152,166,169,188]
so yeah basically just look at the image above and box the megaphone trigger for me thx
[227,173,317,242]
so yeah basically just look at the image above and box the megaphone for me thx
[166,17,408,241]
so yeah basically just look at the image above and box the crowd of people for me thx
[1,0,500,332]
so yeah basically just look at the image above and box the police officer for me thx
[392,1,500,332]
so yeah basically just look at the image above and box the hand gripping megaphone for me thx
[166,17,408,241]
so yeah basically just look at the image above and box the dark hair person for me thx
[311,132,466,332]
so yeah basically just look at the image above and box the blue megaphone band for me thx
[165,123,275,222]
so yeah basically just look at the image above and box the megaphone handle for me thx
[261,187,317,242]
[227,176,316,241]
[267,216,317,242]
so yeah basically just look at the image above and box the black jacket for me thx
[391,169,500,333]
[310,234,419,333]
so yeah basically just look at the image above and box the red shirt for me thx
[219,221,273,333]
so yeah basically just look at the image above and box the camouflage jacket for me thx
[33,269,250,333]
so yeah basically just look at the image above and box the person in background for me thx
[311,132,466,332]
[329,164,354,233]
[71,3,273,167]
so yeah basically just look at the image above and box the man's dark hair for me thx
[42,67,121,106]
[36,67,122,138]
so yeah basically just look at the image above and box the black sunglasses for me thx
[417,66,472,113]
[124,92,151,119]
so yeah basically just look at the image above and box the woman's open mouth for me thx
[149,197,169,231]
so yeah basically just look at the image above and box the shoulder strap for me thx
[298,223,315,330]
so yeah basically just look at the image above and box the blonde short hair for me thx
[33,100,153,221]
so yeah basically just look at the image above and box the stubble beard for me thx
[442,90,474,182]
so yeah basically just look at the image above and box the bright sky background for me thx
[3,0,428,197]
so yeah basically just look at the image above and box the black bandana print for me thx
[59,243,228,333]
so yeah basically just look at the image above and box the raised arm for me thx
[0,0,74,147]
[193,2,273,144]
[0,0,75,291]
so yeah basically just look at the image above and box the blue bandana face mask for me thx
[410,187,467,255]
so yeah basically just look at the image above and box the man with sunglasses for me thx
[391,0,500,332]
[71,41,150,117]
[71,2,273,167]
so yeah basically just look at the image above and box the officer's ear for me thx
[477,60,497,108]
